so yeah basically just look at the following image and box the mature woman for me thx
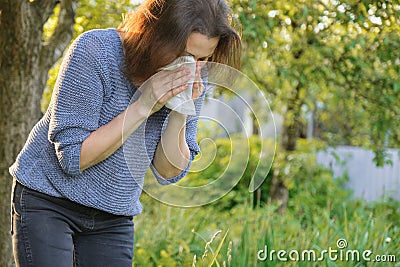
[10,0,241,265]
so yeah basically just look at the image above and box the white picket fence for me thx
[316,146,400,202]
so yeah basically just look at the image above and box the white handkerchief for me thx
[161,56,197,115]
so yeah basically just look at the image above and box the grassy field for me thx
[132,192,399,267]
[132,138,399,266]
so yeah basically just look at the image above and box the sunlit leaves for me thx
[42,5,60,43]
[42,0,137,112]
[229,0,400,165]
[74,0,134,35]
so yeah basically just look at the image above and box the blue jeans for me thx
[11,180,134,267]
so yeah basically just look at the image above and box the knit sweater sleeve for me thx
[150,88,204,185]
[48,32,106,176]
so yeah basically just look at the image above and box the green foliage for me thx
[134,136,399,266]
[41,0,136,112]
[230,0,400,165]
[178,134,275,210]
[134,185,399,266]
[182,135,342,211]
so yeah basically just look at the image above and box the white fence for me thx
[316,146,400,202]
[200,94,399,202]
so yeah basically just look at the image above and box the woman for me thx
[9,0,241,265]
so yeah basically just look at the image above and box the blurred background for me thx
[1,0,399,266]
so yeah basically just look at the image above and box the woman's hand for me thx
[137,66,192,116]
[192,62,205,99]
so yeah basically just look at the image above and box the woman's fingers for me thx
[153,67,190,94]
[155,68,191,103]
[139,65,193,114]
[159,83,189,103]
[159,67,190,85]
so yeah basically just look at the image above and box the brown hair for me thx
[118,0,241,85]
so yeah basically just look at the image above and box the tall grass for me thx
[132,138,399,266]
[132,193,399,267]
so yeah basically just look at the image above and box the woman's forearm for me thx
[152,111,191,178]
[79,101,149,171]
[79,65,192,173]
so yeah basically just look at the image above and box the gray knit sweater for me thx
[9,28,203,216]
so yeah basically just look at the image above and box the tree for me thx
[0,1,136,264]
[316,2,400,165]
[42,0,134,111]
[0,1,77,265]
[230,0,400,212]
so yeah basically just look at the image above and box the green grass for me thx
[132,193,399,267]
[132,138,399,266]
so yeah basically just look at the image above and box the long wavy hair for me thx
[118,0,241,85]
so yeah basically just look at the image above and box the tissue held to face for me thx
[154,32,219,115]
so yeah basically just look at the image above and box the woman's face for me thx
[183,32,219,62]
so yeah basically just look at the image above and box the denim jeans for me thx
[11,180,134,267]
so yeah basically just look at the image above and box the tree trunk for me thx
[0,1,76,265]
[269,84,304,214]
